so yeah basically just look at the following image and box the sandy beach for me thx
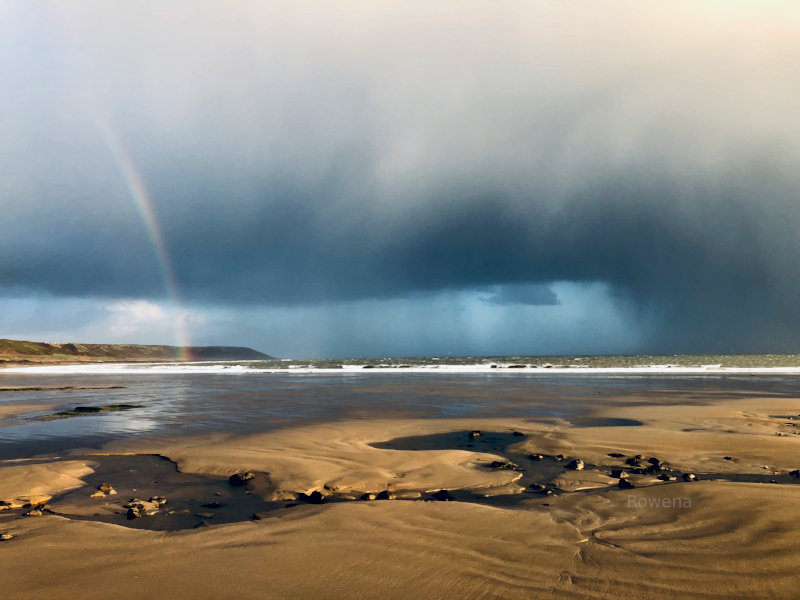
[2,376,799,599]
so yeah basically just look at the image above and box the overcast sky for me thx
[2,1,800,358]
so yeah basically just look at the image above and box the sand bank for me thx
[2,391,799,598]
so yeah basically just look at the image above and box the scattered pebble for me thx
[298,491,325,504]
[468,430,481,439]
[566,459,584,471]
[202,501,221,509]
[0,532,14,541]
[610,468,629,479]
[618,479,635,490]
[682,473,697,482]
[228,472,255,486]
[376,490,395,500]
[489,460,519,470]
[431,489,453,501]
[528,454,544,461]
[360,493,376,501]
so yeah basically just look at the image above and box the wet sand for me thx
[1,383,800,598]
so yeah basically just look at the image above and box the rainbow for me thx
[95,120,192,361]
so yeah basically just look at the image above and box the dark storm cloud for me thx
[3,1,800,352]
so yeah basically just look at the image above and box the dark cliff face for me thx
[0,339,272,362]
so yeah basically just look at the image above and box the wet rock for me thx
[625,457,641,467]
[376,490,395,500]
[658,474,677,481]
[97,482,115,494]
[195,512,215,519]
[528,454,544,461]
[682,473,697,482]
[643,463,662,474]
[360,493,376,501]
[202,501,221,509]
[468,430,481,439]
[125,498,161,519]
[555,454,565,461]
[298,491,325,504]
[489,460,519,470]
[566,459,585,471]
[512,431,525,437]
[431,489,453,501]
[618,479,635,490]
[529,483,547,492]
[610,468,629,479]
[647,457,661,466]
[790,469,800,479]
[228,472,255,486]
[608,452,625,458]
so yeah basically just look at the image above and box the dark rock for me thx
[376,490,395,500]
[647,457,661,466]
[723,456,733,461]
[618,479,635,490]
[566,459,585,471]
[97,482,115,494]
[512,431,525,437]
[608,452,625,458]
[658,474,677,481]
[634,455,643,460]
[228,472,255,486]
[468,430,482,439]
[126,507,144,519]
[431,489,453,501]
[506,364,527,368]
[202,501,222,509]
[528,454,544,461]
[643,464,661,474]
[625,457,641,467]
[610,468,629,479]
[489,460,519,470]
[790,469,800,479]
[529,483,546,491]
[298,491,325,504]
[682,473,697,482]
[556,454,565,461]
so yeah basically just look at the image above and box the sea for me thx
[2,354,800,460]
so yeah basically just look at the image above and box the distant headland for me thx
[0,338,272,366]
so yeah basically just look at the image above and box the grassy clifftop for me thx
[0,338,272,365]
